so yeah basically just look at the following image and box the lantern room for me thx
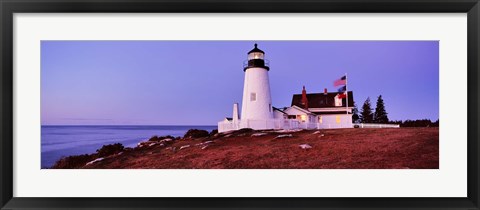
[244,43,270,71]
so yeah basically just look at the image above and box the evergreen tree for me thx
[360,97,373,123]
[374,95,389,123]
[351,100,360,123]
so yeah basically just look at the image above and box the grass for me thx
[54,127,440,169]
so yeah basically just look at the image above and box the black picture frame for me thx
[1,0,479,209]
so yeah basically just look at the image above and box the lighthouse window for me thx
[269,104,272,112]
[248,53,264,60]
[250,93,256,101]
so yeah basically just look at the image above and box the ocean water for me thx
[41,125,217,169]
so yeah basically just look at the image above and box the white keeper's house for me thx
[218,44,354,133]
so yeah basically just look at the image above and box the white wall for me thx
[283,106,317,123]
[273,110,286,119]
[318,114,353,129]
[241,67,273,120]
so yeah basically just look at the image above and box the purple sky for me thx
[41,41,439,125]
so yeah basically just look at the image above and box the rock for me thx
[313,131,321,134]
[138,138,173,148]
[251,133,268,137]
[209,129,218,136]
[85,157,104,166]
[275,134,293,139]
[160,138,173,143]
[184,129,210,138]
[179,145,191,150]
[165,146,177,152]
[236,128,254,134]
[223,130,235,134]
[299,144,312,149]
[201,145,209,150]
[195,141,214,146]
[276,129,302,133]
[148,135,175,142]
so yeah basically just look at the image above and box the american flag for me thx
[337,83,347,99]
[333,75,346,87]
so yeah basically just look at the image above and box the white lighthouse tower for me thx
[240,43,274,129]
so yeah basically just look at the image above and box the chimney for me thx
[301,86,309,109]
[324,88,328,95]
[232,103,239,123]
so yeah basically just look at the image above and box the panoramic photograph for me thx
[41,41,439,169]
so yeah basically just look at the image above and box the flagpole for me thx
[345,73,348,115]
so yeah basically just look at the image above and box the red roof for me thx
[291,91,354,109]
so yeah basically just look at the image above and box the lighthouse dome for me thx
[248,43,265,54]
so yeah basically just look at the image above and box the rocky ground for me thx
[52,127,439,169]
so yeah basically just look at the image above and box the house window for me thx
[250,92,256,101]
[300,115,307,122]
[319,116,323,124]
[288,115,296,119]
[336,116,341,124]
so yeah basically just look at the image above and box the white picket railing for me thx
[218,120,400,133]
[219,119,345,132]
[354,123,400,128]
